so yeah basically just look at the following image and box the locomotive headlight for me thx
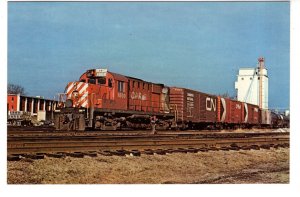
[72,90,79,98]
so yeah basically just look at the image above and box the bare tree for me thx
[7,83,26,95]
[218,92,236,100]
[218,92,230,98]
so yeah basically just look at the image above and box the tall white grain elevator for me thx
[234,57,268,109]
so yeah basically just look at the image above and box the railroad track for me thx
[7,126,281,135]
[7,132,289,161]
[8,128,288,138]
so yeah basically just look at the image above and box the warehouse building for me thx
[7,94,60,121]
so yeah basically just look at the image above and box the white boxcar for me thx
[261,109,271,125]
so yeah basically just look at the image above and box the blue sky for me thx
[8,2,290,109]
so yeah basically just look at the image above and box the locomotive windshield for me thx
[97,77,106,85]
[85,77,106,85]
[88,78,96,84]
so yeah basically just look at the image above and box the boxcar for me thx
[244,103,260,125]
[169,87,218,129]
[218,97,244,127]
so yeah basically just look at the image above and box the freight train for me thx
[54,68,289,131]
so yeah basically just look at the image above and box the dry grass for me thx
[221,128,289,133]
[7,148,289,184]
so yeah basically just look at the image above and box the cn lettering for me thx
[206,97,216,111]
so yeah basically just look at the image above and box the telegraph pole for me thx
[258,57,265,109]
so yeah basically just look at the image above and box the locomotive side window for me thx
[97,77,106,85]
[80,79,86,82]
[118,81,125,93]
[128,80,130,90]
[88,78,96,84]
[108,78,113,88]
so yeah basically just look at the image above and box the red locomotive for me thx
[54,68,286,131]
[55,69,173,130]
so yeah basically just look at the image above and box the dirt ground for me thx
[7,148,289,184]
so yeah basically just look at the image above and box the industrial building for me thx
[7,94,60,121]
[235,57,268,109]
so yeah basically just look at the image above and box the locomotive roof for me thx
[125,76,164,86]
[83,69,165,86]
[109,72,128,82]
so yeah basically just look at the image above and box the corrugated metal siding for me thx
[169,88,184,121]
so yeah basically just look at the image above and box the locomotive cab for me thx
[84,69,107,85]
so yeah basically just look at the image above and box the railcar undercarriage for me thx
[54,107,175,131]
[54,108,287,131]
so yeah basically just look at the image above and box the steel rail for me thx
[8,135,289,154]
[7,127,282,136]
[8,130,289,139]
[7,133,289,145]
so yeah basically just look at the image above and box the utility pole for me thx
[258,57,265,109]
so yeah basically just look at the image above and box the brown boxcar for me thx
[229,99,244,124]
[169,87,218,127]
[244,103,260,125]
[218,97,244,125]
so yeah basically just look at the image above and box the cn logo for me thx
[206,97,216,111]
